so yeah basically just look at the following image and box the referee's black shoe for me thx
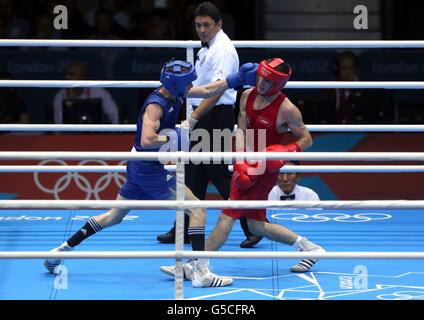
[157,227,190,244]
[240,235,263,248]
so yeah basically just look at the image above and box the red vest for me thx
[245,88,286,151]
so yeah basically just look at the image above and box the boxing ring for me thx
[1,39,424,300]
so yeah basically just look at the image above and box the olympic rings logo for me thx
[378,291,424,300]
[33,160,126,200]
[270,212,392,223]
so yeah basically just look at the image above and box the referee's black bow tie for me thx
[280,194,295,200]
[201,42,209,48]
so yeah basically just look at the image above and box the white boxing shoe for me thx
[191,259,233,288]
[160,259,233,287]
[290,238,325,273]
[160,259,195,280]
[43,242,73,274]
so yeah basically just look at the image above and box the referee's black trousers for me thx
[185,105,234,200]
[160,106,260,240]
[185,106,256,238]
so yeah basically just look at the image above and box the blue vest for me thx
[119,88,184,200]
[133,87,183,152]
[127,87,184,186]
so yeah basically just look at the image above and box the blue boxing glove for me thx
[245,63,258,86]
[226,63,258,89]
[159,127,190,152]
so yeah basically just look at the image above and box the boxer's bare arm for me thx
[235,89,252,151]
[186,80,228,99]
[140,104,169,148]
[278,98,312,151]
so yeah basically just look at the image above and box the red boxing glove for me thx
[264,143,301,173]
[233,161,258,190]
[284,143,301,153]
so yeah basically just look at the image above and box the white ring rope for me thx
[0,80,159,88]
[1,39,424,48]
[2,124,424,132]
[0,124,136,132]
[1,151,424,161]
[2,165,424,173]
[0,251,423,260]
[0,200,423,209]
[1,80,424,89]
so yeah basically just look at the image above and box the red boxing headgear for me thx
[257,58,292,96]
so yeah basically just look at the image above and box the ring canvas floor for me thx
[0,209,423,300]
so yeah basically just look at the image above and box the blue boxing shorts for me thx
[119,159,176,200]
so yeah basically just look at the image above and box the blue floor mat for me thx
[0,209,423,300]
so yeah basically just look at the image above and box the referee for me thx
[157,1,263,248]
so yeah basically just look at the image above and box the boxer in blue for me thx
[44,60,257,288]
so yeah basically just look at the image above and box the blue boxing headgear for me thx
[160,60,197,98]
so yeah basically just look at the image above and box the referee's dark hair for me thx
[194,2,222,23]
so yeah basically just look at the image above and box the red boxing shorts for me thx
[223,169,280,221]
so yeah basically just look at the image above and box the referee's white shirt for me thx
[268,185,320,201]
[188,29,239,107]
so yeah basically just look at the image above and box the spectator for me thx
[30,13,61,39]
[0,0,30,38]
[56,0,90,39]
[325,51,364,124]
[87,9,121,40]
[0,71,29,124]
[133,0,155,18]
[86,0,131,36]
[167,0,192,39]
[321,51,391,124]
[140,15,174,40]
[52,61,119,124]
[214,0,236,38]
[86,9,123,79]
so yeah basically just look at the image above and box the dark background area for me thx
[1,0,423,125]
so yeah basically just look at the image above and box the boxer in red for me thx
[208,58,325,273]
